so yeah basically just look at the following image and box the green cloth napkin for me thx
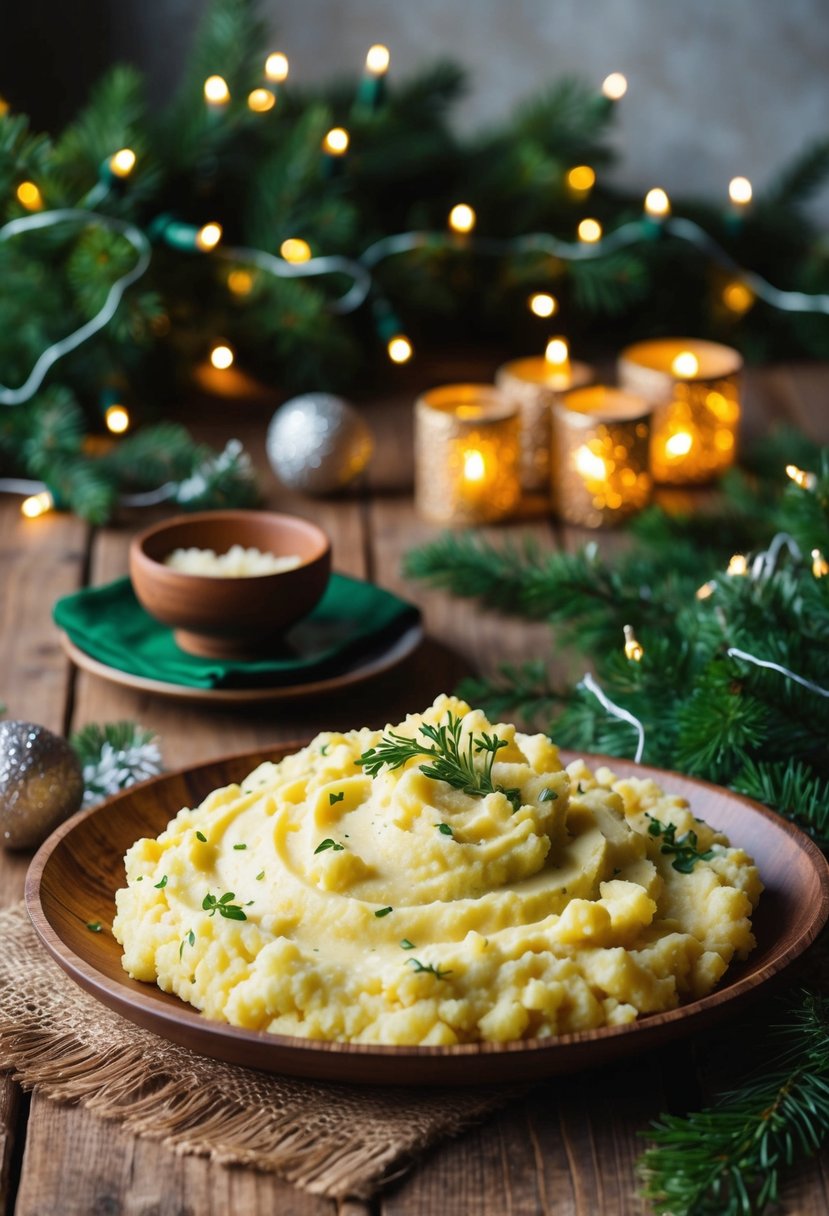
[53,575,421,690]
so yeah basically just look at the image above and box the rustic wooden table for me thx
[1,362,828,1215]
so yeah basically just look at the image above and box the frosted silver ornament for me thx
[267,394,373,494]
[0,720,84,849]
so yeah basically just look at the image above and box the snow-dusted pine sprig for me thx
[70,721,163,808]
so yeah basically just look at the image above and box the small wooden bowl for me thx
[129,510,331,659]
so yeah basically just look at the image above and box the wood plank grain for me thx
[0,1076,22,1215]
[14,1092,336,1216]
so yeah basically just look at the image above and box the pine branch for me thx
[734,759,829,848]
[639,991,829,1216]
[765,138,829,209]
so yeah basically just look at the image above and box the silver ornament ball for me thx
[267,393,374,494]
[0,720,84,850]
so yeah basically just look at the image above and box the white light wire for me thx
[578,672,646,763]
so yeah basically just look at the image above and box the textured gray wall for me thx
[3,0,828,215]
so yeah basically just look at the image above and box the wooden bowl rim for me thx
[25,747,829,1084]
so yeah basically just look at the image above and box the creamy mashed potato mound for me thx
[113,696,762,1045]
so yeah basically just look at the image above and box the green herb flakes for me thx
[86,921,102,933]
[233,843,247,850]
[202,892,247,921]
[539,787,558,802]
[436,822,454,837]
[314,838,344,854]
[154,875,168,889]
[195,831,207,842]
[375,906,393,918]
[329,791,345,805]
[400,939,416,950]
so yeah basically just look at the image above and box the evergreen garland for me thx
[1,0,828,520]
[404,439,829,1212]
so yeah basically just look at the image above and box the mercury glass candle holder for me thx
[618,338,742,484]
[495,352,594,493]
[414,384,521,524]
[551,386,652,528]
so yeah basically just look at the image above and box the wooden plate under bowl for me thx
[26,748,829,1087]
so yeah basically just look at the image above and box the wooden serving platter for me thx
[25,747,829,1087]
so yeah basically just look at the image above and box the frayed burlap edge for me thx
[0,903,524,1199]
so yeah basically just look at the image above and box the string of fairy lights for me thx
[589,506,829,763]
[3,45,829,520]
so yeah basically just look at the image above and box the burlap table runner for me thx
[0,902,523,1199]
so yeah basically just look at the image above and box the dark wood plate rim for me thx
[58,620,423,704]
[25,746,829,1085]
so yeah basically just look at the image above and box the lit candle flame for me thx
[545,336,571,376]
[463,449,486,483]
[665,430,693,457]
[671,350,699,378]
[574,445,607,481]
[623,624,644,661]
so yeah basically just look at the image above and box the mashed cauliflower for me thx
[113,696,761,1045]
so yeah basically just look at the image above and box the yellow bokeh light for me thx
[210,343,235,370]
[247,87,275,113]
[578,217,602,243]
[574,445,607,481]
[529,292,557,318]
[696,580,717,600]
[623,624,644,662]
[323,127,350,155]
[265,52,289,83]
[728,176,753,206]
[567,165,595,192]
[812,548,829,578]
[463,449,486,483]
[448,203,476,234]
[365,44,390,74]
[227,269,255,295]
[722,281,754,314]
[196,222,223,251]
[786,463,817,490]
[545,336,570,368]
[727,553,749,577]
[387,335,413,364]
[0,96,9,117]
[105,404,130,434]
[16,181,43,211]
[671,351,699,378]
[602,72,628,100]
[644,187,670,218]
[665,431,693,457]
[109,148,136,178]
[204,75,231,105]
[280,237,312,263]
[21,490,53,519]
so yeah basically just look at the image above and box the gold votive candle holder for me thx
[618,338,742,484]
[414,384,521,524]
[551,386,652,528]
[495,351,594,493]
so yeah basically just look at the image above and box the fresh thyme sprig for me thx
[639,991,829,1215]
[202,892,247,921]
[359,712,522,812]
[646,816,716,873]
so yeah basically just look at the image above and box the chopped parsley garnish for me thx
[135,876,143,881]
[233,843,247,850]
[320,744,330,755]
[436,822,454,837]
[179,929,196,959]
[646,817,715,873]
[195,831,207,842]
[154,875,168,889]
[400,939,416,950]
[539,787,558,802]
[375,906,393,918]
[329,791,345,805]
[202,892,247,921]
[314,838,344,854]
[86,921,102,933]
[256,870,265,881]
[406,957,453,979]
[358,712,522,812]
